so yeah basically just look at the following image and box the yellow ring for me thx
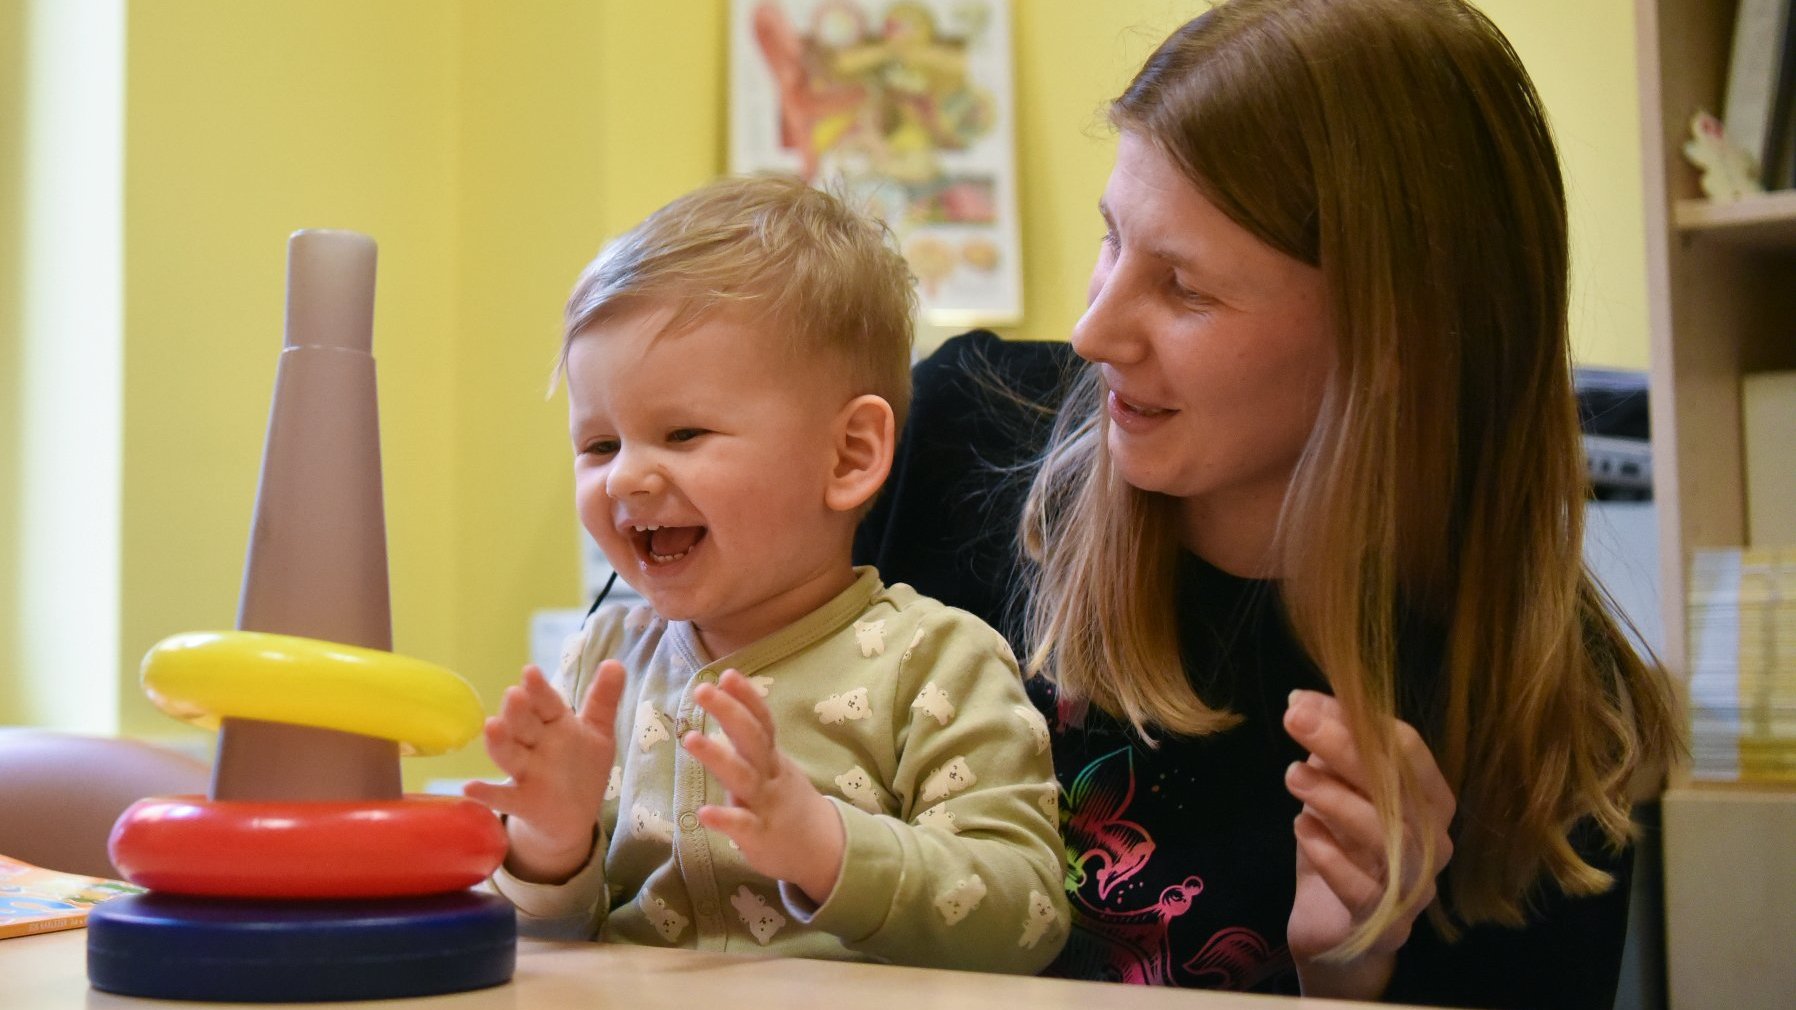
[142,631,484,756]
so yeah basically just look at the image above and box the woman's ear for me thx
[825,394,896,513]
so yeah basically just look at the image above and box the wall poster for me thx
[730,0,1022,328]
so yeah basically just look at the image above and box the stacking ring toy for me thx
[142,630,483,755]
[109,795,507,899]
[89,890,516,1002]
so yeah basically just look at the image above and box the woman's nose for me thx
[1070,261,1146,367]
[604,446,664,499]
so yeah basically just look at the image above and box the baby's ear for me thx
[824,394,896,513]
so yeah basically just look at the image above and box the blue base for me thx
[87,890,516,1003]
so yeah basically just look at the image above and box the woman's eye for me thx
[1100,228,1120,251]
[668,428,706,444]
[1170,277,1210,308]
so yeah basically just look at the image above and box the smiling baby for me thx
[464,176,1067,972]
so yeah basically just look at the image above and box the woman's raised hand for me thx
[1281,689,1456,1000]
[463,660,627,884]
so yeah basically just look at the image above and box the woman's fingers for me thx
[1289,759,1453,894]
[1296,807,1431,956]
[1285,761,1384,868]
[1284,691,1368,785]
[1294,811,1384,914]
[1286,689,1457,831]
[1394,719,1458,823]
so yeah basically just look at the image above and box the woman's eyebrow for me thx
[1102,197,1203,274]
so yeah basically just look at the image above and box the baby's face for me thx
[567,303,854,658]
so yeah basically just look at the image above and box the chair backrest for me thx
[0,729,210,879]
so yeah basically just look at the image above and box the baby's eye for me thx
[581,438,619,457]
[667,428,707,444]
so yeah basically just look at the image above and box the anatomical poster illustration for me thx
[730,0,1022,326]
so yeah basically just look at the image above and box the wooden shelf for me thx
[1670,776,1796,794]
[1673,189,1796,248]
[1661,787,1796,1007]
[1641,2,1796,1005]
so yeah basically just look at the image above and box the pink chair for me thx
[0,729,210,878]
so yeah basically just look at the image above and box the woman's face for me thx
[1074,132,1334,564]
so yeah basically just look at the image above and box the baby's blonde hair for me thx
[562,175,917,427]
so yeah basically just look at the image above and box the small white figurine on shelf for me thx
[1682,110,1763,202]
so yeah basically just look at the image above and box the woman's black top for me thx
[853,331,1635,1008]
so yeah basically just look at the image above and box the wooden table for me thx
[6,928,1375,1009]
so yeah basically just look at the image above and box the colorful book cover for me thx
[0,854,144,939]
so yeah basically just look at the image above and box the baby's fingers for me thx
[718,669,778,727]
[578,659,628,732]
[682,730,764,806]
[695,674,776,775]
[482,716,532,777]
[461,778,525,819]
[518,664,569,723]
[695,803,761,843]
[495,682,550,748]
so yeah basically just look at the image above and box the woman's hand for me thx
[682,669,846,905]
[1282,689,1456,1000]
[463,660,627,884]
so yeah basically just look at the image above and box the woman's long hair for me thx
[1023,0,1682,955]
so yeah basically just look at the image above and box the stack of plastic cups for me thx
[86,231,516,1002]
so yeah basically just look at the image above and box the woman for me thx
[855,0,1681,1005]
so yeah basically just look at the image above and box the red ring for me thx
[110,795,507,899]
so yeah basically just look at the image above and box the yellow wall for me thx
[432,2,733,785]
[120,1,462,746]
[4,0,1650,780]
[1481,0,1649,369]
[999,0,1652,369]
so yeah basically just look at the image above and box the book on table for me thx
[0,854,142,940]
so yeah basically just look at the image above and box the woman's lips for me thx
[1107,389,1176,433]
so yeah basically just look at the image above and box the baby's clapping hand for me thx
[463,660,627,885]
[682,669,846,905]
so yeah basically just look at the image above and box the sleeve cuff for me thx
[489,827,609,925]
[778,798,903,942]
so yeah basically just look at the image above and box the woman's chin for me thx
[1108,446,1183,498]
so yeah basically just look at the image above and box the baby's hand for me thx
[682,669,845,905]
[463,660,627,884]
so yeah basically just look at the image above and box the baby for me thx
[465,176,1066,971]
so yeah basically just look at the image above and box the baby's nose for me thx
[605,447,666,498]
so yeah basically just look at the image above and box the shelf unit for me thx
[1637,2,1796,1008]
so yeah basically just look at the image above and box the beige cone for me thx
[212,229,402,801]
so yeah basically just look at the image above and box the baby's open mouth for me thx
[631,525,707,565]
